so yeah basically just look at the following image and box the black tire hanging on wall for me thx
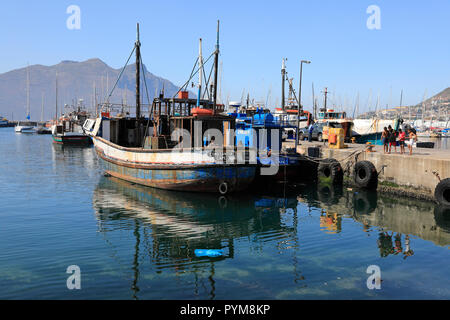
[434,178,450,207]
[318,158,343,185]
[354,161,378,190]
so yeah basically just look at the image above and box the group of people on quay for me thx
[381,125,417,155]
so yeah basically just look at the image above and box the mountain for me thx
[0,58,187,121]
[358,87,450,121]
[423,87,450,106]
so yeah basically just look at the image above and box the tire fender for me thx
[354,161,378,190]
[434,178,450,207]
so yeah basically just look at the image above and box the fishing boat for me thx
[51,112,92,145]
[0,116,14,128]
[36,124,52,134]
[229,105,312,183]
[51,126,92,145]
[86,22,257,194]
[272,61,313,140]
[51,74,92,145]
[315,108,354,142]
[351,118,400,143]
[36,93,52,134]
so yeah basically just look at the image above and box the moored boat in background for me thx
[51,119,92,145]
[0,116,15,128]
[15,121,35,133]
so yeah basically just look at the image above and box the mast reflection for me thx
[93,176,300,299]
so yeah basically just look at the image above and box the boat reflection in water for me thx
[93,177,300,299]
[92,177,450,299]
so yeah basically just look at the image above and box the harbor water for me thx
[0,127,449,299]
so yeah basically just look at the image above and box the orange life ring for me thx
[191,108,214,116]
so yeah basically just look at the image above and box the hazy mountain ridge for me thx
[358,87,450,120]
[0,58,186,120]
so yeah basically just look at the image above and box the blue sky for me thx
[0,0,449,114]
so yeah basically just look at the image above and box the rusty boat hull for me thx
[93,137,257,194]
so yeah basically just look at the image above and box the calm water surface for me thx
[421,137,450,150]
[0,127,449,299]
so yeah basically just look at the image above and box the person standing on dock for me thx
[398,128,406,154]
[381,127,389,153]
[407,129,417,156]
[308,122,315,142]
[388,126,397,154]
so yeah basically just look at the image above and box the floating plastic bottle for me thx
[194,249,224,258]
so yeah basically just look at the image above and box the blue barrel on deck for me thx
[253,112,274,126]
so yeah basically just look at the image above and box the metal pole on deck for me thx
[312,82,315,120]
[295,60,310,148]
[281,58,286,111]
[197,38,203,108]
[135,23,142,146]
[135,23,141,119]
[213,20,220,112]
[55,72,58,121]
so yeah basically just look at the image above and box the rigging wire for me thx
[101,46,136,113]
[140,56,152,114]
[140,56,154,148]
[172,51,215,99]
[202,61,215,100]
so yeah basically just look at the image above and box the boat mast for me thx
[375,92,380,115]
[281,58,286,111]
[388,86,392,120]
[399,89,403,120]
[26,65,30,120]
[213,20,220,111]
[55,72,58,121]
[197,38,203,108]
[41,92,44,122]
[323,87,328,111]
[218,60,223,105]
[421,89,427,128]
[312,82,315,119]
[93,81,98,117]
[135,23,141,119]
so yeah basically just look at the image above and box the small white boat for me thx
[15,122,35,133]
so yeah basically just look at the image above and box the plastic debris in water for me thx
[194,249,224,257]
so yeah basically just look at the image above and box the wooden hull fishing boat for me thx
[87,22,257,194]
[93,136,256,193]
